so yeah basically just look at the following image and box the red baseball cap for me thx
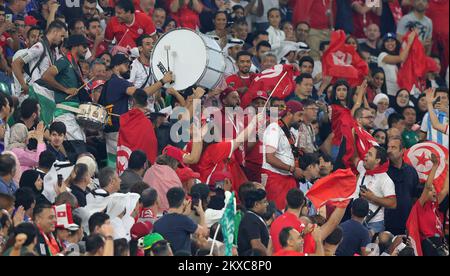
[130,221,153,240]
[24,16,38,26]
[176,167,200,183]
[162,145,187,168]
[251,90,269,102]
[219,87,238,102]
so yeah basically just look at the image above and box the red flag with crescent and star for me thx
[404,142,449,193]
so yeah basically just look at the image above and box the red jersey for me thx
[0,32,11,53]
[87,37,108,58]
[273,250,306,256]
[226,73,257,96]
[169,0,201,30]
[270,212,306,253]
[351,0,381,38]
[417,201,444,240]
[105,11,156,48]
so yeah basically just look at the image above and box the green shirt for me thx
[53,56,82,104]
[402,129,420,149]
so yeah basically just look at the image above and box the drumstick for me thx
[65,78,95,100]
[108,113,121,117]
[164,45,171,71]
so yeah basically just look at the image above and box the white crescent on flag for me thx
[404,142,449,192]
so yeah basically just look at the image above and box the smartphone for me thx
[191,193,200,210]
[57,174,63,188]
[215,180,225,191]
[5,14,13,23]
[433,96,441,106]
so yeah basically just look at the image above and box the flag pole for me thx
[209,223,221,256]
[262,71,288,113]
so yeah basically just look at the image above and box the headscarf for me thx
[373,93,390,106]
[391,89,415,114]
[19,169,42,194]
[6,123,28,150]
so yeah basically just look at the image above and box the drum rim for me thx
[79,102,106,109]
[150,27,225,90]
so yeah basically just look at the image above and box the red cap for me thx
[280,100,304,117]
[251,90,268,102]
[24,16,38,26]
[130,221,153,240]
[162,145,187,168]
[176,167,200,183]
[219,87,238,102]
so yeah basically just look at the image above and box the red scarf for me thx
[365,160,390,176]
[39,228,61,256]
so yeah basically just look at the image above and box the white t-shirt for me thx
[262,122,295,175]
[12,49,30,103]
[356,161,396,223]
[267,26,286,56]
[21,42,59,83]
[129,58,157,112]
[377,52,399,96]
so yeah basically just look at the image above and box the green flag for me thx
[220,192,236,256]
[28,84,56,126]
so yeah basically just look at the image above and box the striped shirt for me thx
[421,110,449,149]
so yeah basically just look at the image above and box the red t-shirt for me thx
[309,0,333,30]
[270,212,305,253]
[87,38,108,58]
[417,201,444,240]
[273,249,307,256]
[169,0,201,30]
[105,11,156,48]
[193,141,234,183]
[0,32,11,53]
[351,0,381,38]
[226,74,257,95]
[426,0,449,37]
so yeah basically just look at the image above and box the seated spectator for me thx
[19,169,50,206]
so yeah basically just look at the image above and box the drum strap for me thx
[55,103,81,117]
[139,60,152,89]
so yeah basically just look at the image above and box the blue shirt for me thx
[153,213,198,253]
[0,177,17,196]
[336,219,371,256]
[299,180,317,216]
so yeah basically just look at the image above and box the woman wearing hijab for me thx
[373,94,390,130]
[7,122,46,172]
[390,89,414,114]
[19,170,51,206]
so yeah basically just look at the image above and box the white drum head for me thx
[151,29,207,91]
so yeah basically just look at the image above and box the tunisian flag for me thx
[406,202,423,256]
[117,109,157,175]
[404,142,449,193]
[331,104,379,169]
[244,64,297,105]
[305,169,358,209]
[322,30,369,87]
[398,32,439,93]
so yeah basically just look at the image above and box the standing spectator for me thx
[350,0,382,39]
[153,187,208,254]
[237,189,270,256]
[206,11,231,49]
[426,0,449,77]
[226,51,256,95]
[86,18,108,59]
[359,23,381,69]
[295,21,310,43]
[252,40,271,72]
[366,67,387,104]
[397,0,433,54]
[336,198,371,256]
[385,138,420,235]
[296,99,319,154]
[169,0,203,30]
[358,146,397,234]
[152,8,167,31]
[288,73,314,103]
[105,0,156,50]
[402,106,420,149]
[377,32,416,98]
[420,87,449,148]
[252,0,279,32]
[266,8,285,57]
[223,39,244,78]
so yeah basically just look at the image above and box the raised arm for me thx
[426,88,448,134]
[419,154,439,206]
[382,31,416,64]
[351,80,368,116]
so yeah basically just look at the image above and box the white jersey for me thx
[129,58,157,112]
[20,41,61,83]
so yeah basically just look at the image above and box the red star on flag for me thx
[416,152,430,166]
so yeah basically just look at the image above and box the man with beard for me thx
[15,98,40,131]
[12,20,67,95]
[86,18,108,59]
[355,107,375,132]
[318,152,333,177]
[262,101,304,210]
[152,8,167,32]
[226,51,257,97]
[296,99,319,154]
[299,153,320,216]
[105,0,156,50]
[99,54,172,167]
[41,35,90,152]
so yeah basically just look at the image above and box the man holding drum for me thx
[41,34,90,155]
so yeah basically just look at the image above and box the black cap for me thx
[110,54,130,68]
[65,34,89,49]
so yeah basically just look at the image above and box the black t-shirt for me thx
[359,42,381,69]
[99,74,133,132]
[237,211,269,256]
[336,219,371,256]
[153,213,198,254]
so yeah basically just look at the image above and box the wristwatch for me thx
[159,79,166,86]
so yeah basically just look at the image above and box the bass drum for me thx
[151,28,225,91]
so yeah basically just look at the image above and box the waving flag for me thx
[398,32,439,93]
[305,169,358,209]
[245,64,297,105]
[406,202,423,256]
[404,142,449,193]
[220,192,236,256]
[28,83,56,126]
[322,30,369,87]
[117,109,157,175]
